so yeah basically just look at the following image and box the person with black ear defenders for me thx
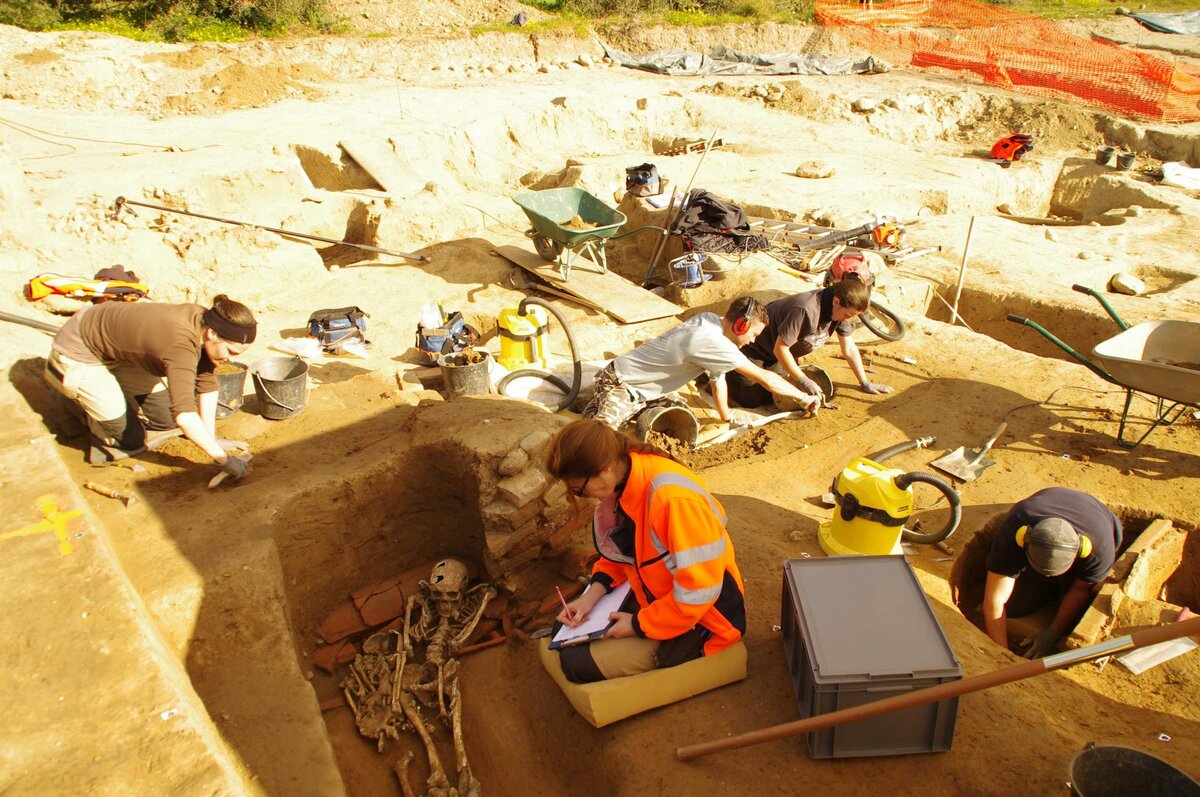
[581,296,820,433]
[982,487,1122,659]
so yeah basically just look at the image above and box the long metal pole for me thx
[676,615,1200,762]
[112,196,430,263]
[0,310,62,334]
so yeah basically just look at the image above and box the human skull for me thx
[428,559,469,612]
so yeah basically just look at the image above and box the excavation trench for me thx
[950,509,1198,653]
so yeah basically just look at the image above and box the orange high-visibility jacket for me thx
[27,273,148,301]
[590,451,746,655]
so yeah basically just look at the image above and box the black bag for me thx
[308,306,368,347]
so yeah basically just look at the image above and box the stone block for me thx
[495,467,547,508]
[520,431,552,456]
[1066,583,1122,649]
[1123,523,1184,602]
[498,448,529,477]
[543,480,567,506]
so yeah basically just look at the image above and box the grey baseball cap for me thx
[1026,517,1081,577]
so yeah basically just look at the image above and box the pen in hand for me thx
[555,585,577,624]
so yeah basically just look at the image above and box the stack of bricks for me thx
[480,429,592,587]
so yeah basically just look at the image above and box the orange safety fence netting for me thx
[816,0,1200,123]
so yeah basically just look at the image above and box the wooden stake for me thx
[950,216,975,326]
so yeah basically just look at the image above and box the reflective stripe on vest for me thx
[645,472,729,605]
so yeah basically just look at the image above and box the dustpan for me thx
[930,422,1006,483]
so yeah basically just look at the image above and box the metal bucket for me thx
[250,357,309,420]
[438,350,493,399]
[1069,745,1200,797]
[774,364,836,411]
[636,405,699,446]
[214,361,248,419]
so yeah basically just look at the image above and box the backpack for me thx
[625,163,661,197]
[415,310,476,364]
[308,306,369,349]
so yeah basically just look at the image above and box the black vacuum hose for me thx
[867,436,935,464]
[895,471,962,545]
[496,297,581,412]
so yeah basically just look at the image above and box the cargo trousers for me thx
[44,349,175,451]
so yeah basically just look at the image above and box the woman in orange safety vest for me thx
[545,419,746,684]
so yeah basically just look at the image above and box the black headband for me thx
[203,307,256,344]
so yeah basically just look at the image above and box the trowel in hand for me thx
[930,421,1006,483]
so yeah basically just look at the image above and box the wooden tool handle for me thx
[966,421,1008,466]
[83,481,120,499]
[676,616,1200,762]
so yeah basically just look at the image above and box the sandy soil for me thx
[1,8,1199,797]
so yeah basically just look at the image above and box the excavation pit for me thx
[949,509,1196,652]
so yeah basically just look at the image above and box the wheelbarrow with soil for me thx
[513,187,664,281]
[1007,284,1200,448]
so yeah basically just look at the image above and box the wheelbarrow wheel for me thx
[860,300,905,341]
[532,235,563,262]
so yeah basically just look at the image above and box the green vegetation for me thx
[0,0,336,41]
[3,0,1198,42]
[990,0,1198,19]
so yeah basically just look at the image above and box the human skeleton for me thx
[342,559,496,797]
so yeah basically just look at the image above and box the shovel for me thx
[930,421,1007,483]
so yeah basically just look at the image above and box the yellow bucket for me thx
[497,306,549,371]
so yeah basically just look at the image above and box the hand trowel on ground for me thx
[930,421,1007,483]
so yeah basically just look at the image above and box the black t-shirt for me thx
[738,288,855,366]
[986,487,1122,583]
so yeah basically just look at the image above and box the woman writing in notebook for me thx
[545,420,747,684]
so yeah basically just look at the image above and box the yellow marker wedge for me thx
[0,495,83,555]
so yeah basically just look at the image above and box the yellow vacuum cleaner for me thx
[819,437,961,556]
[497,304,549,371]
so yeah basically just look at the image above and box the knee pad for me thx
[94,407,145,451]
[558,644,605,684]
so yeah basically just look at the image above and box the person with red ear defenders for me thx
[581,296,820,432]
[726,278,891,409]
[982,487,1122,659]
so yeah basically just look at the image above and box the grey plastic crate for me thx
[781,556,963,758]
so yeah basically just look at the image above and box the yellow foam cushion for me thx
[538,638,748,728]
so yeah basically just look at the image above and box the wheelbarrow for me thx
[513,188,663,281]
[1007,284,1200,448]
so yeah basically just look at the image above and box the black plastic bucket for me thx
[1069,745,1200,797]
[214,361,248,420]
[250,357,309,420]
[438,351,492,399]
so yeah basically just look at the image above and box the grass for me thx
[1000,0,1199,19]
[17,0,1200,43]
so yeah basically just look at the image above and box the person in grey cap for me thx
[982,487,1122,658]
